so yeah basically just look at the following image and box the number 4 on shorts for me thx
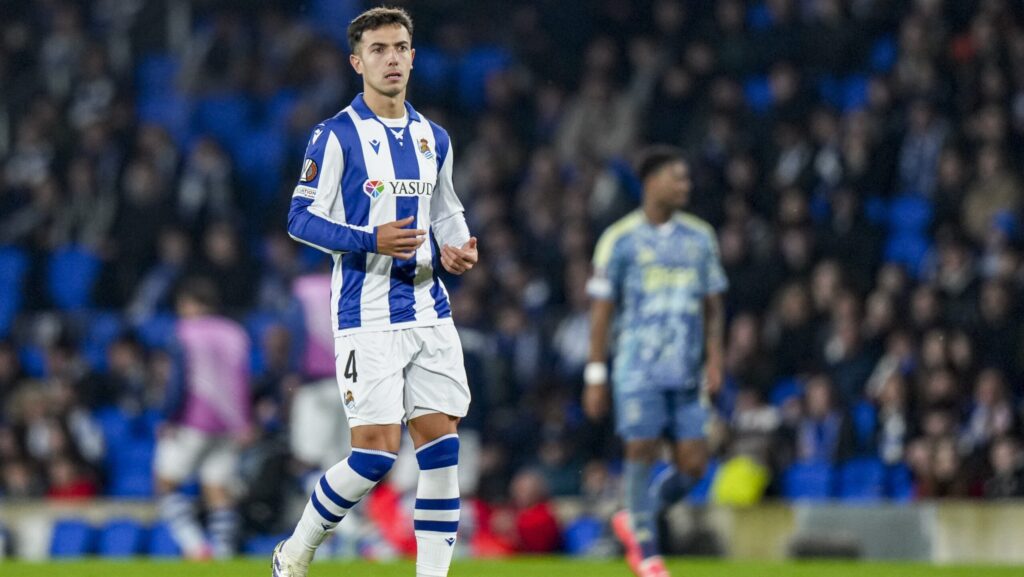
[344,350,358,383]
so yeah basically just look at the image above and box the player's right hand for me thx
[583,383,610,421]
[375,216,426,259]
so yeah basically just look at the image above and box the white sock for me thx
[283,449,396,564]
[208,507,240,559]
[414,435,460,577]
[159,492,207,557]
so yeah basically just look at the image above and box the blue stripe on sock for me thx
[415,498,461,511]
[413,520,459,533]
[416,437,460,470]
[348,450,396,482]
[310,492,343,524]
[319,476,357,510]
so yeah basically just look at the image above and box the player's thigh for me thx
[404,324,471,422]
[154,426,208,485]
[290,378,351,468]
[335,332,408,427]
[197,437,240,490]
[614,386,670,442]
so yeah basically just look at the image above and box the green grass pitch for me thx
[5,558,1022,577]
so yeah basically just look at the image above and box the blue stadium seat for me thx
[887,195,933,234]
[747,3,773,31]
[688,459,720,505]
[886,463,915,501]
[18,344,46,377]
[98,519,148,557]
[409,46,453,93]
[82,311,124,372]
[864,194,888,224]
[837,457,885,501]
[817,75,844,110]
[457,47,511,111]
[135,313,178,349]
[851,401,877,454]
[94,406,132,452]
[136,55,179,97]
[231,128,284,202]
[47,246,101,310]
[50,519,97,557]
[562,516,603,555]
[137,94,193,145]
[884,233,931,278]
[0,246,28,336]
[108,438,156,497]
[243,534,290,555]
[265,89,299,130]
[871,36,897,73]
[842,75,869,111]
[782,462,834,501]
[245,311,283,375]
[148,522,182,557]
[744,76,774,114]
[194,94,252,143]
[770,377,802,407]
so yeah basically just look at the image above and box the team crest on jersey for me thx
[418,138,434,160]
[300,158,318,183]
[364,180,386,199]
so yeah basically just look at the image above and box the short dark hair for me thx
[636,145,687,184]
[347,6,414,52]
[176,277,220,311]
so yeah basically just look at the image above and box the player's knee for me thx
[624,440,660,463]
[416,434,460,470]
[348,449,397,482]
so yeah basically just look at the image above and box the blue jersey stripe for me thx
[387,123,420,324]
[428,231,451,318]
[334,113,370,330]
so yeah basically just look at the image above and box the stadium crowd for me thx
[3,0,1024,550]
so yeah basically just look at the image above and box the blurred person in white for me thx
[961,369,1017,456]
[154,279,253,559]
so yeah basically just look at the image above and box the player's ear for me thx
[410,47,415,68]
[350,53,363,75]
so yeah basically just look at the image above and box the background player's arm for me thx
[430,134,478,274]
[703,293,725,396]
[583,297,615,420]
[288,125,425,258]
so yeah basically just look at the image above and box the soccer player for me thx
[155,278,253,559]
[583,146,727,577]
[273,7,478,577]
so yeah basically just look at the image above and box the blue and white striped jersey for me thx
[287,93,470,336]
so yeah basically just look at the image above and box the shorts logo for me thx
[344,390,356,411]
[419,138,434,160]
[364,180,386,199]
[300,158,318,183]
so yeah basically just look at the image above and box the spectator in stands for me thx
[791,374,853,464]
[490,469,562,553]
[983,436,1024,498]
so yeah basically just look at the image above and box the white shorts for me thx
[334,324,471,427]
[154,426,239,486]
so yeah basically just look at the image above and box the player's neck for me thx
[641,202,673,225]
[363,87,407,119]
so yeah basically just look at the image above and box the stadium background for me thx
[2,0,1024,566]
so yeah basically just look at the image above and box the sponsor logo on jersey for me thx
[369,139,381,154]
[300,158,318,183]
[362,179,434,199]
[419,138,435,160]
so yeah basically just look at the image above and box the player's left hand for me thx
[704,363,723,397]
[441,237,478,275]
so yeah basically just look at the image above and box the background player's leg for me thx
[281,424,401,565]
[623,438,661,561]
[408,413,460,577]
[154,428,210,559]
[203,483,240,558]
[661,396,711,507]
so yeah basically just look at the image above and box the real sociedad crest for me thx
[419,138,434,160]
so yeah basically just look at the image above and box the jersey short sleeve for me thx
[701,229,728,295]
[588,224,631,301]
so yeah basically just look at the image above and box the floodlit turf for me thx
[5,558,1023,577]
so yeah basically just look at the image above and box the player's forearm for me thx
[588,299,615,364]
[287,197,376,254]
[703,293,725,368]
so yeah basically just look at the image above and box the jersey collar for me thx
[350,92,422,123]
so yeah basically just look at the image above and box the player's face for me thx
[350,25,415,99]
[651,160,691,210]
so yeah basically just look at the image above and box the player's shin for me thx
[625,460,659,560]
[283,449,397,564]
[159,491,209,559]
[414,434,460,577]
